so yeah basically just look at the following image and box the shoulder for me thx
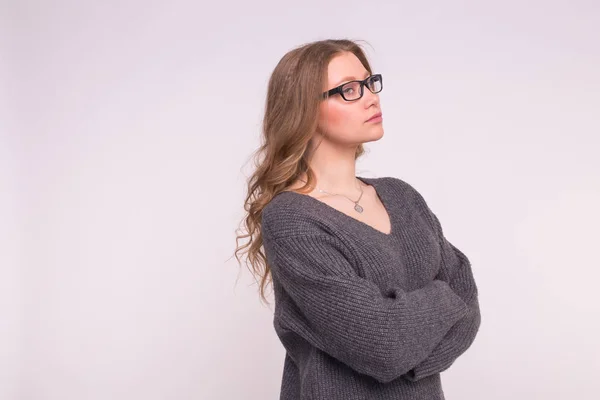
[375,175,437,223]
[376,175,426,203]
[261,191,328,241]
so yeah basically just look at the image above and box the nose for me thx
[362,86,379,108]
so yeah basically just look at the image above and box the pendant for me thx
[354,203,363,213]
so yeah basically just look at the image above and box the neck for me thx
[303,136,361,195]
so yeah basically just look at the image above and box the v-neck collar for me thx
[280,176,395,237]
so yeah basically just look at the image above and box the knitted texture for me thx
[261,176,481,399]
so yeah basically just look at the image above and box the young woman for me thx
[235,39,481,400]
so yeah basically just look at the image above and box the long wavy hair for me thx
[234,38,374,305]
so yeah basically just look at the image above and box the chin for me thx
[368,127,385,141]
[360,131,384,144]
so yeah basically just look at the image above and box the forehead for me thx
[326,52,370,87]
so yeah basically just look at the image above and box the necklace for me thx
[300,177,365,213]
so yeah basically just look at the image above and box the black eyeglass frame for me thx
[321,73,383,101]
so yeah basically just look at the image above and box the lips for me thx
[366,112,382,122]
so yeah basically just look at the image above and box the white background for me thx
[2,0,599,399]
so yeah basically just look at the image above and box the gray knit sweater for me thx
[261,176,481,400]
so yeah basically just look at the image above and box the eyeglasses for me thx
[322,74,383,101]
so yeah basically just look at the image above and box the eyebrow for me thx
[332,71,370,87]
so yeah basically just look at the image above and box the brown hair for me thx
[234,39,374,305]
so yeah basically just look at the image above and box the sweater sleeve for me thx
[264,233,470,384]
[403,192,482,381]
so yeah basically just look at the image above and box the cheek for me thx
[319,102,357,131]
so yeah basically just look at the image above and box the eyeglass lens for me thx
[341,75,382,100]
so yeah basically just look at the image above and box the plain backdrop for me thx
[1,0,599,399]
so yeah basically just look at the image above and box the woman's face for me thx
[317,52,384,145]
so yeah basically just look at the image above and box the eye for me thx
[342,81,360,94]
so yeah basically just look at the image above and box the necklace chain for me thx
[299,177,365,213]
